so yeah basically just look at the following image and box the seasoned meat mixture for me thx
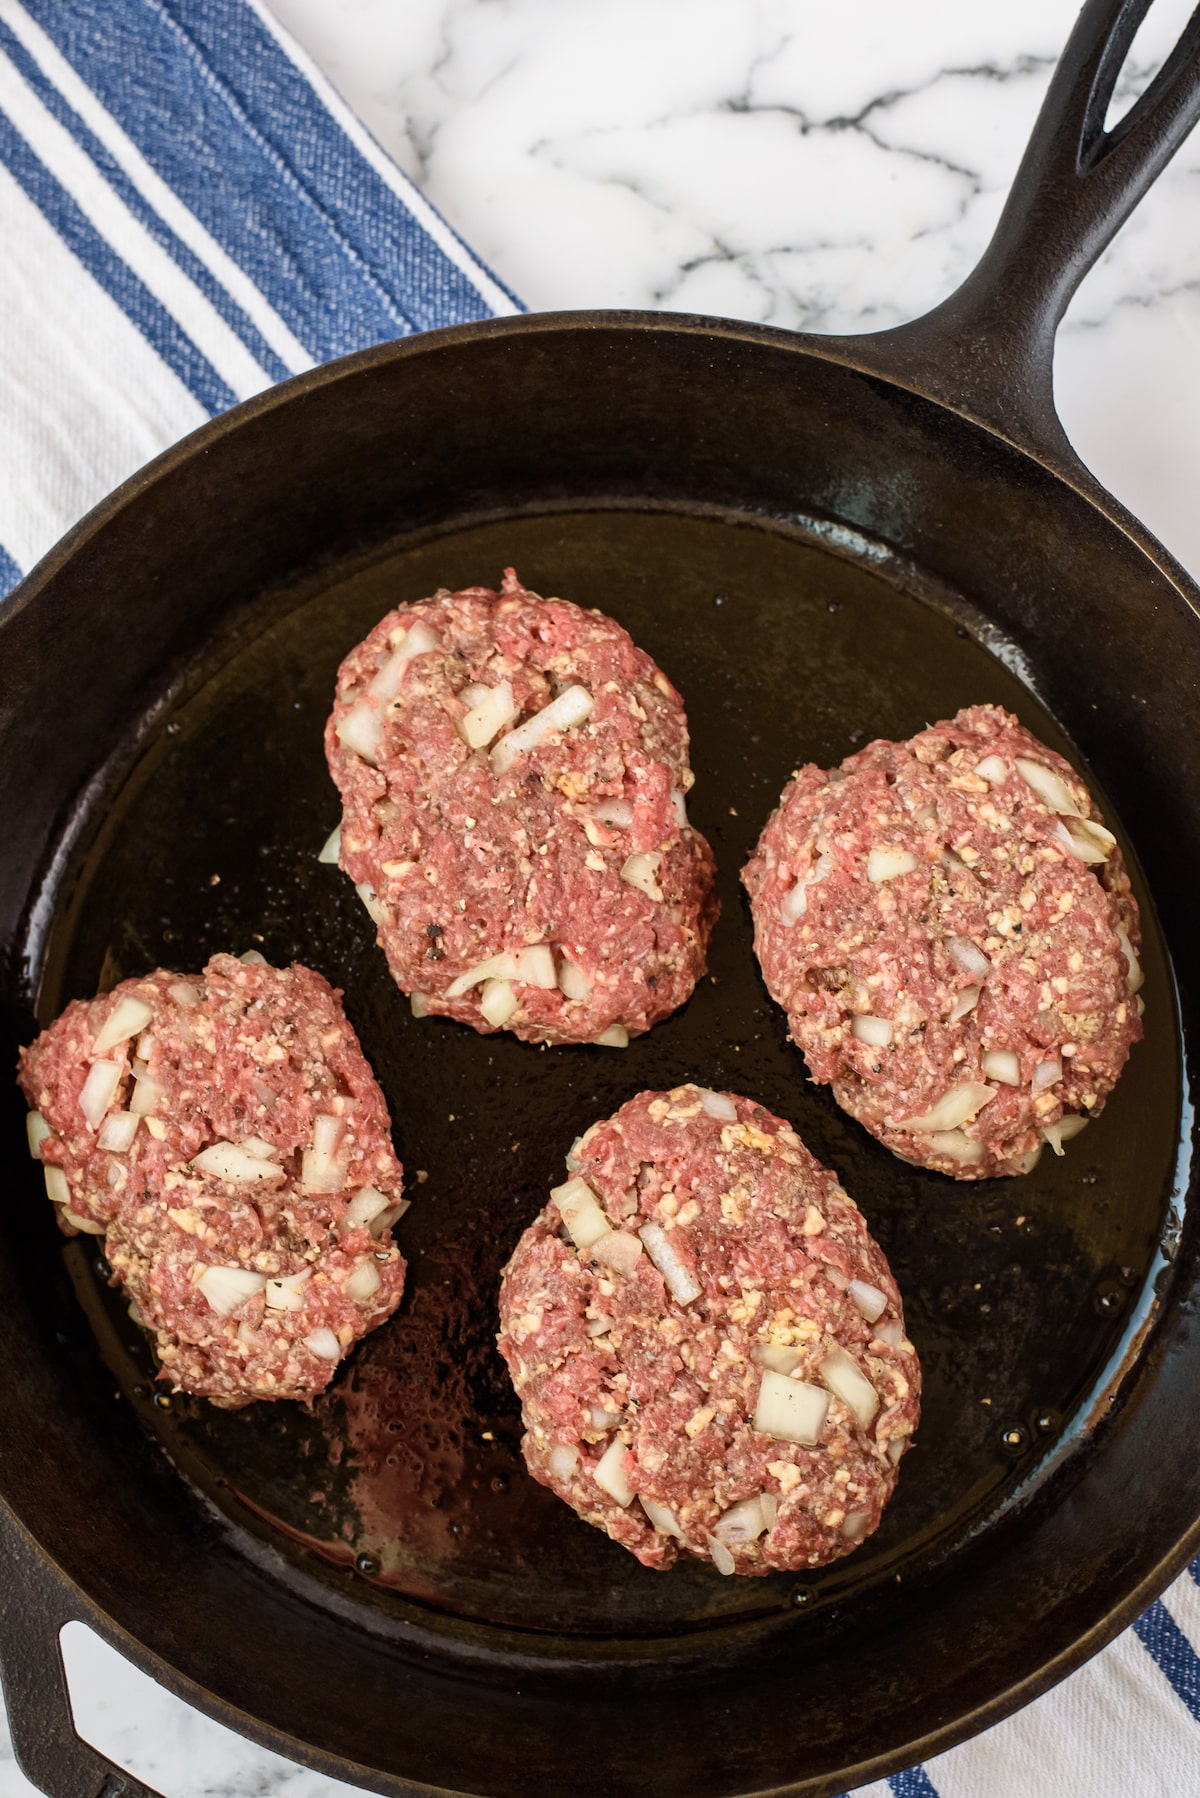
[742,704,1143,1178]
[498,1087,919,1575]
[18,954,406,1406]
[324,569,717,1045]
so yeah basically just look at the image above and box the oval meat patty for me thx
[497,1087,919,1576]
[743,704,1143,1178]
[324,569,717,1046]
[18,954,406,1407]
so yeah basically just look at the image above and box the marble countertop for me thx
[4,2,1200,1794]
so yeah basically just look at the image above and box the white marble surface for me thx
[5,2,1200,1794]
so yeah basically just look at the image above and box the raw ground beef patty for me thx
[324,569,717,1045]
[743,704,1144,1179]
[18,954,407,1407]
[497,1087,919,1575]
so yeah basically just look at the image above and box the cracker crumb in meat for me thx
[324,569,717,1044]
[742,704,1143,1178]
[497,1087,919,1575]
[17,954,407,1407]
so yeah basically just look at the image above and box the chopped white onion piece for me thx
[136,1031,156,1059]
[515,943,557,989]
[592,1435,634,1507]
[867,846,917,882]
[887,1436,906,1464]
[300,1142,348,1193]
[640,1496,683,1537]
[1050,818,1109,866]
[670,788,688,829]
[460,683,489,710]
[1006,1141,1044,1176]
[557,958,591,1002]
[948,983,982,1024]
[819,1347,879,1428]
[585,1314,612,1338]
[754,1370,829,1445]
[128,1073,160,1116]
[344,1259,382,1302]
[490,684,594,774]
[445,952,519,999]
[780,852,833,925]
[847,1280,888,1324]
[303,1327,342,1361]
[238,951,266,967]
[356,882,387,927]
[337,700,383,765]
[98,1111,140,1153]
[752,1343,803,1375]
[715,1495,769,1544]
[548,1444,579,1482]
[193,1140,285,1183]
[43,1164,70,1206]
[1016,757,1079,815]
[26,1111,51,1160]
[458,678,517,750]
[621,851,663,901]
[590,1404,619,1432]
[551,1177,611,1250]
[1042,1115,1090,1156]
[168,981,200,1007]
[480,977,519,1028]
[343,1185,391,1230]
[369,1199,409,1239]
[410,992,431,1018]
[318,825,341,864]
[1033,1058,1062,1091]
[1116,923,1144,993]
[62,1209,104,1235]
[926,1128,985,1164]
[874,1319,905,1347]
[312,1114,345,1159]
[367,620,441,700]
[591,1231,643,1276]
[1069,817,1116,862]
[264,1269,311,1312]
[842,1510,871,1542]
[79,1059,123,1129]
[590,797,634,827]
[892,1082,995,1133]
[974,754,1008,784]
[198,1265,268,1316]
[639,1220,702,1305]
[91,994,154,1055]
[240,1135,279,1161]
[946,936,991,979]
[706,1532,737,1576]
[851,1015,893,1049]
[982,1049,1021,1087]
[698,1089,738,1122]
[594,1025,629,1048]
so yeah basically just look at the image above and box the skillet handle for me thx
[852,0,1200,461]
[0,1502,166,1798]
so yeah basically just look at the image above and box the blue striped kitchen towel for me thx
[0,0,518,598]
[0,4,1197,1797]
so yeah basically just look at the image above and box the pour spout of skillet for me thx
[823,0,1200,465]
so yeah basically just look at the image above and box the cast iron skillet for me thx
[2,2,1200,1794]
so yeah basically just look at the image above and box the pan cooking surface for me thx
[35,506,1182,1649]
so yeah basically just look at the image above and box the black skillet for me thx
[2,2,1200,1794]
